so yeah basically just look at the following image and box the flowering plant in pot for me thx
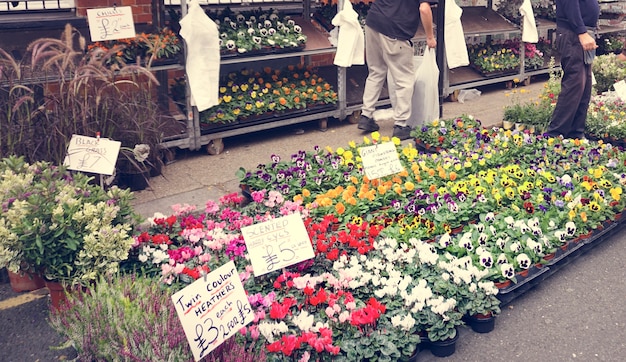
[0,156,139,287]
[87,27,182,68]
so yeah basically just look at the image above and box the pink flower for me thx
[205,200,219,214]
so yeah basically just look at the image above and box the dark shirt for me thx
[555,0,600,34]
[366,0,434,41]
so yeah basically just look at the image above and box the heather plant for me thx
[49,273,267,361]
[49,274,192,361]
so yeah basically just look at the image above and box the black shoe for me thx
[392,125,413,140]
[357,115,380,132]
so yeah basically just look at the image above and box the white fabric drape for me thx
[331,0,365,67]
[520,0,539,43]
[444,0,469,69]
[179,1,220,112]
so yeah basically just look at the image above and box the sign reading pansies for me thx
[171,261,253,361]
[358,141,405,180]
[241,212,314,276]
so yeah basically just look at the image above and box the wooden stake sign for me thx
[358,141,405,180]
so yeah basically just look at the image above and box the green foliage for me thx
[0,156,139,284]
[592,53,626,94]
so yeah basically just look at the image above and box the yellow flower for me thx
[371,131,381,142]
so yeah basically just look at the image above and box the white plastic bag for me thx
[407,47,440,128]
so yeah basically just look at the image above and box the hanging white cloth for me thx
[520,0,539,43]
[179,0,220,112]
[444,0,469,69]
[331,0,365,67]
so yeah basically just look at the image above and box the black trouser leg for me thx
[547,28,591,138]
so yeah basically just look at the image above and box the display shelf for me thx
[170,0,343,153]
[460,6,518,36]
[443,6,522,97]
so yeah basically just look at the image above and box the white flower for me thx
[293,310,315,331]
[500,263,515,279]
[516,253,531,269]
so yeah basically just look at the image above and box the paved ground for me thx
[3,75,625,361]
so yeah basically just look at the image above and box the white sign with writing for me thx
[171,261,253,361]
[87,6,136,41]
[63,134,120,175]
[241,212,314,276]
[358,141,405,180]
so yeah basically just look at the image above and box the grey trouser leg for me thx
[362,25,415,126]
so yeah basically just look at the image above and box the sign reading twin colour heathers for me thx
[86,6,136,41]
[358,141,405,180]
[63,134,120,175]
[171,261,253,361]
[241,212,315,277]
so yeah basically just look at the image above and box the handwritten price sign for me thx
[241,212,315,276]
[171,261,253,361]
[63,134,120,175]
[87,6,136,41]
[358,141,405,180]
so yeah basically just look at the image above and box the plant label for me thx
[87,6,136,41]
[63,134,120,175]
[358,141,405,180]
[171,261,254,361]
[241,212,315,276]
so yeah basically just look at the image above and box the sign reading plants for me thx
[63,134,120,175]
[241,212,315,276]
[358,141,405,180]
[171,261,253,361]
[86,6,136,41]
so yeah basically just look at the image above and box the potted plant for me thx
[0,156,140,307]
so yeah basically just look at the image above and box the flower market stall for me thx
[12,112,621,360]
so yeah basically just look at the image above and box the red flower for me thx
[309,288,328,306]
[151,233,171,245]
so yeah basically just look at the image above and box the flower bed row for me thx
[8,115,626,361]
[468,38,552,76]
[198,64,338,127]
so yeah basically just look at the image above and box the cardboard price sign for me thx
[63,134,120,175]
[87,6,136,41]
[171,261,253,361]
[358,141,404,180]
[241,212,315,276]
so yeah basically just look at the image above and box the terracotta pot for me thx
[8,270,46,293]
[494,279,511,289]
[45,280,69,311]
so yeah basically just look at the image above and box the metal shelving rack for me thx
[167,0,342,154]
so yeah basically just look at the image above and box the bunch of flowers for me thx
[501,39,546,70]
[87,28,181,68]
[412,115,483,149]
[210,8,307,54]
[201,64,338,125]
[591,53,626,94]
[587,92,626,141]
[468,42,520,75]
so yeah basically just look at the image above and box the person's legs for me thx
[547,29,586,138]
[567,63,593,139]
[361,26,387,120]
[384,38,415,128]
